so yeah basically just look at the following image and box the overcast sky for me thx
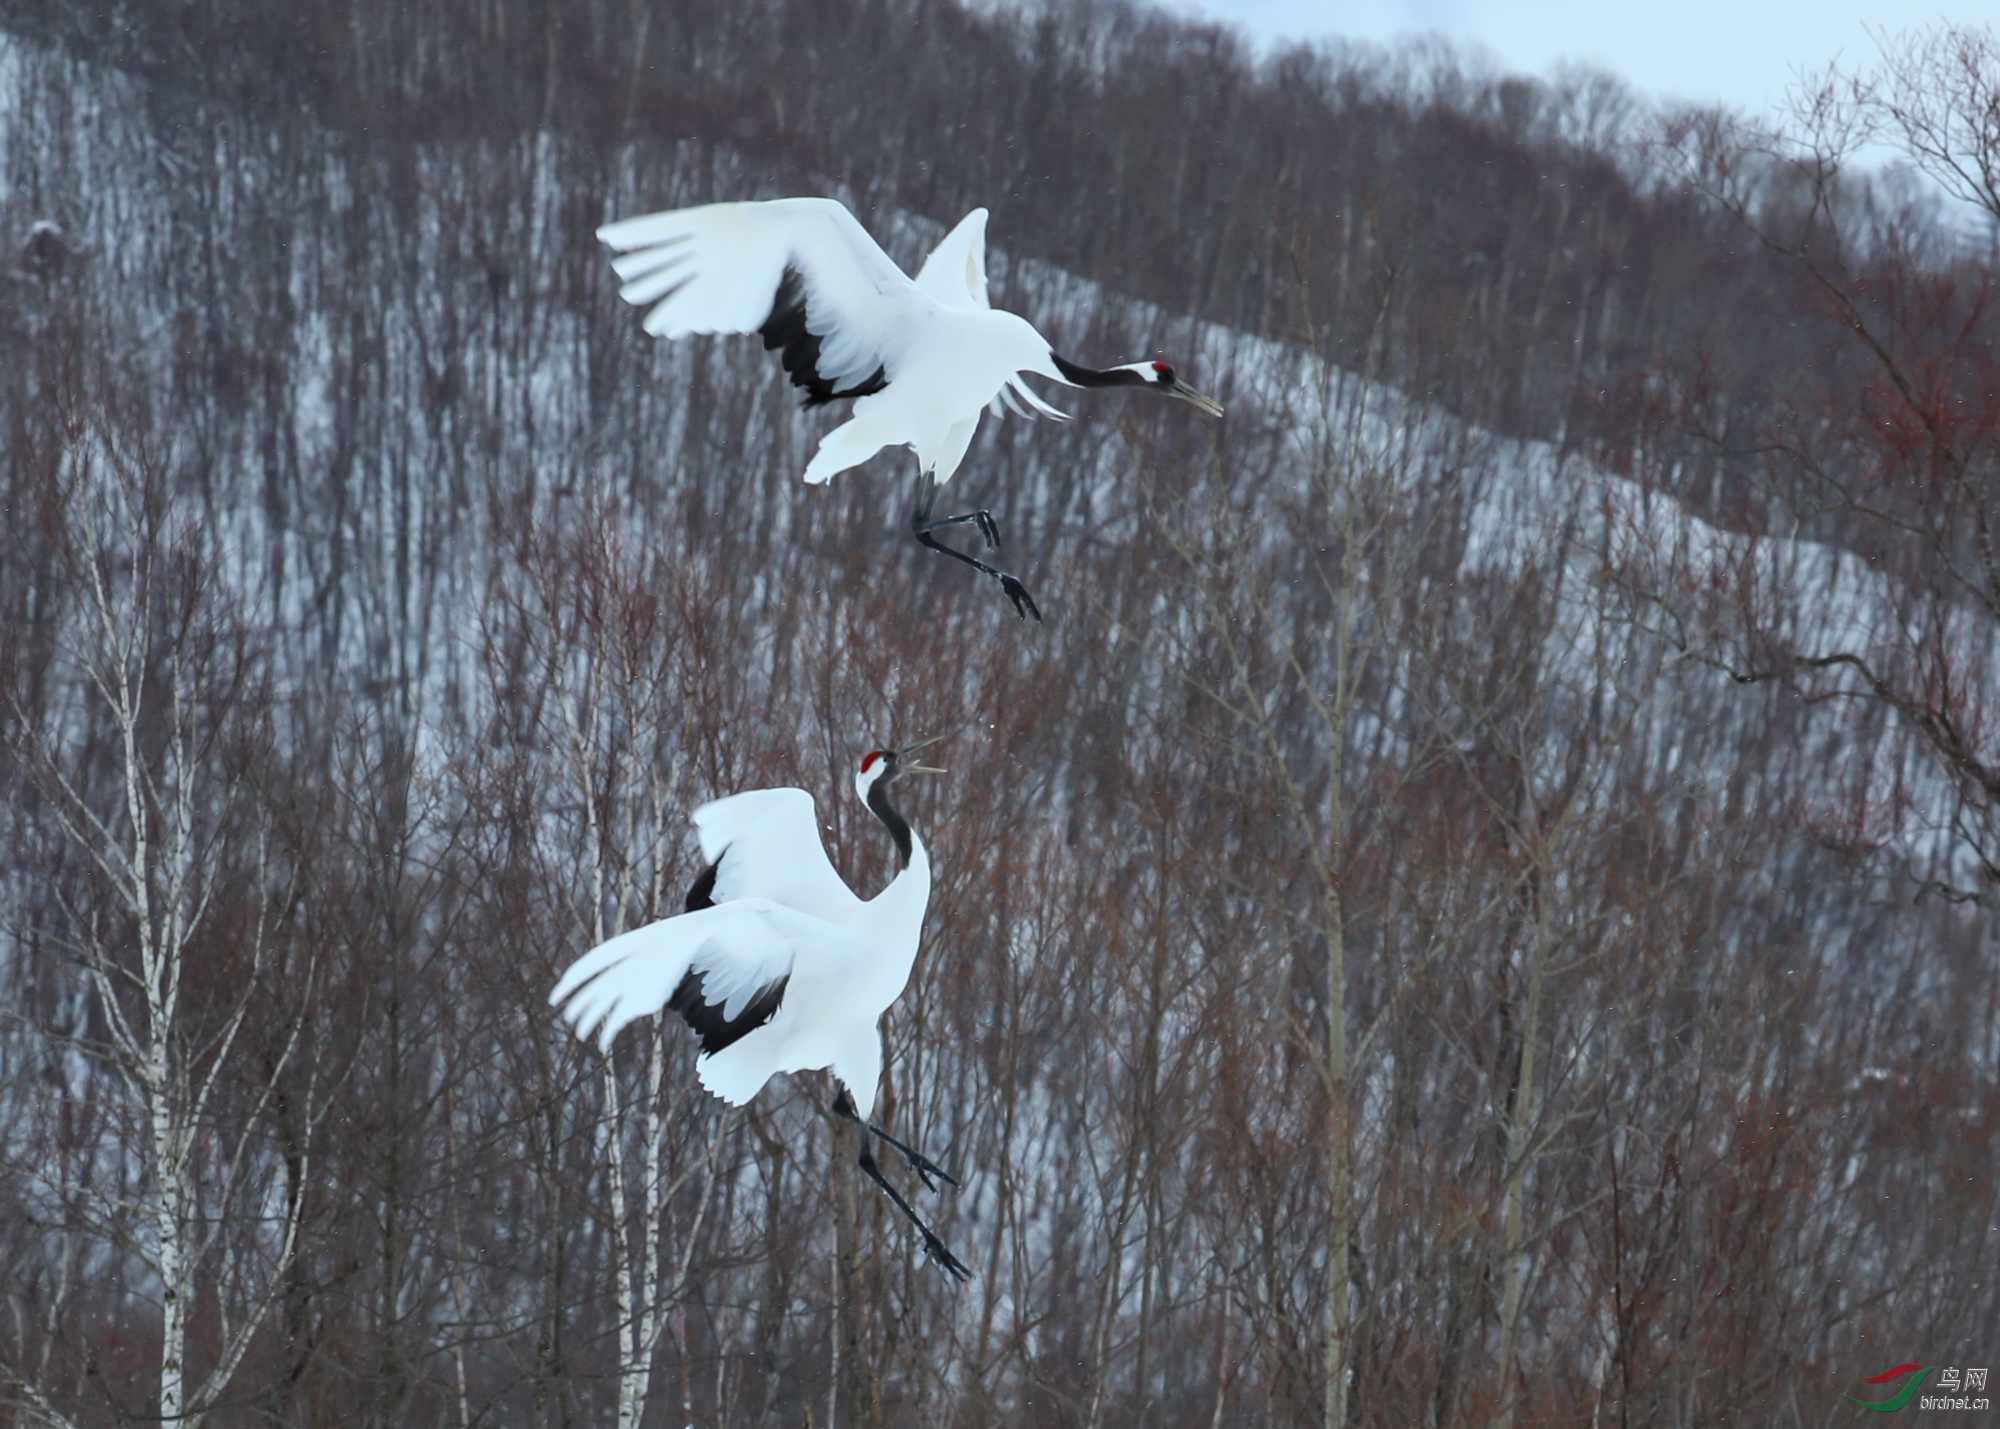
[1176,0,2000,120]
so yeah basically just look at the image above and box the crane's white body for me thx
[549,781,930,1120]
[598,198,1073,489]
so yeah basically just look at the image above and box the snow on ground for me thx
[2,22,1986,911]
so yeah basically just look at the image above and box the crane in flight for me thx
[549,739,970,1279]
[597,197,1224,620]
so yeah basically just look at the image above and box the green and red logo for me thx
[1846,1363,1933,1412]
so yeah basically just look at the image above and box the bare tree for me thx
[1656,22,2000,902]
[2,6,1995,1423]
[1140,275,1461,1428]
[2,390,320,1427]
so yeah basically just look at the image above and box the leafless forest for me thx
[1,3,1995,1426]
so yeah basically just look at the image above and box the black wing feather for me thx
[668,968,789,1055]
[672,852,785,1053]
[759,266,888,407]
[684,859,720,912]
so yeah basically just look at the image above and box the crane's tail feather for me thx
[1006,377,1069,422]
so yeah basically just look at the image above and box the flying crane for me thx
[597,197,1225,620]
[549,739,970,1279]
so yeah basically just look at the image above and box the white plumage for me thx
[596,197,1223,619]
[551,743,970,1277]
[550,775,927,1121]
[600,199,1070,484]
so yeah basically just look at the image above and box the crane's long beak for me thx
[895,733,947,774]
[1165,377,1225,418]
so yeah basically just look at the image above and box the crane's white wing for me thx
[909,207,1067,422]
[598,197,920,403]
[913,208,989,311]
[549,898,830,1052]
[691,787,862,921]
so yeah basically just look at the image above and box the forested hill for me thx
[5,0,1823,476]
[3,5,1996,1429]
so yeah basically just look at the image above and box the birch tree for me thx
[1144,291,1444,1429]
[481,503,728,1429]
[4,402,319,1427]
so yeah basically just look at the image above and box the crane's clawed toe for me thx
[1000,574,1042,622]
[925,1234,975,1283]
[912,506,1003,551]
[899,1147,961,1192]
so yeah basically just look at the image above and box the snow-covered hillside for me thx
[3,21,1993,1429]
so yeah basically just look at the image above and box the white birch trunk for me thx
[25,460,316,1429]
[1489,922,1547,1429]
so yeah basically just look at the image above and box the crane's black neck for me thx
[866,778,914,869]
[1051,352,1149,389]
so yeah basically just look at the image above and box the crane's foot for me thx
[912,526,1043,623]
[922,1231,974,1282]
[854,1135,975,1284]
[882,1137,960,1192]
[914,507,1003,551]
[999,574,1042,622]
[830,1089,962,1191]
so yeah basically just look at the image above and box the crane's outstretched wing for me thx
[690,787,862,922]
[913,208,989,311]
[598,197,918,406]
[910,207,1066,423]
[550,898,828,1053]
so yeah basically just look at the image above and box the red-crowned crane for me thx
[549,739,970,1279]
[597,197,1224,621]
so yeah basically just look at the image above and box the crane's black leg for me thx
[912,472,1042,622]
[857,1138,973,1282]
[915,508,1003,550]
[911,468,1004,550]
[831,1087,960,1191]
